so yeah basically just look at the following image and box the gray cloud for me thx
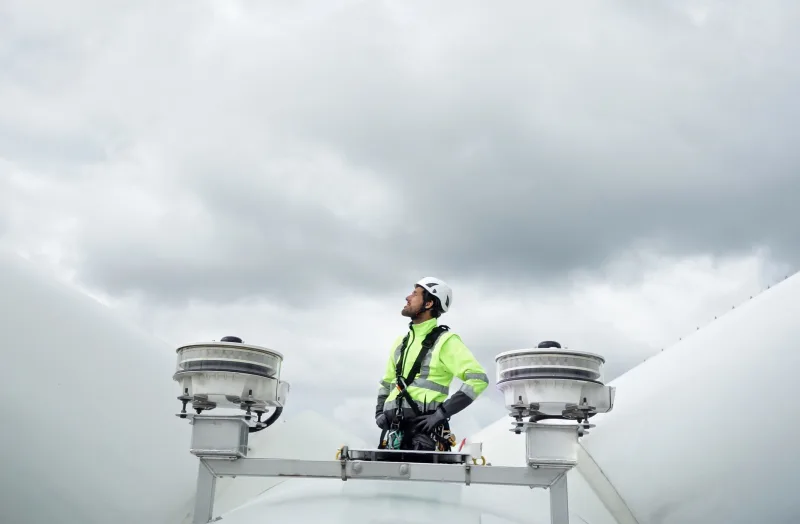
[1,0,799,307]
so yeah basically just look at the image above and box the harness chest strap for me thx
[394,325,450,417]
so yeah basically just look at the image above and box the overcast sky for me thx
[1,0,798,442]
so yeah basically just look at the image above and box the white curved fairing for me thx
[0,249,197,523]
[581,271,800,523]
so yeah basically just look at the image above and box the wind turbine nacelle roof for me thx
[0,248,198,523]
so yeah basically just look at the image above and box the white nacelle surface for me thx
[581,271,800,523]
[0,249,198,524]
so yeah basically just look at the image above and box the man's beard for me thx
[401,303,422,318]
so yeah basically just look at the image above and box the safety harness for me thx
[380,324,455,451]
[394,323,449,417]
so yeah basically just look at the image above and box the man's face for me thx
[401,285,427,317]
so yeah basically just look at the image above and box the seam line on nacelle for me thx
[576,443,640,524]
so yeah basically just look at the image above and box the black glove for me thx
[413,406,448,434]
[375,413,390,430]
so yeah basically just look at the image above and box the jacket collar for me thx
[409,317,437,336]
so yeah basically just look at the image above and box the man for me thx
[374,276,489,451]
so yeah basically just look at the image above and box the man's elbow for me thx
[459,372,490,399]
[466,371,489,388]
[471,379,489,398]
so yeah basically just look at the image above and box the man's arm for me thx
[375,337,400,418]
[375,358,394,418]
[437,334,489,417]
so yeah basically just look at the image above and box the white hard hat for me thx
[416,276,452,313]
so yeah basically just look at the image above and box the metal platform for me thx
[346,447,472,464]
[192,440,572,524]
[201,445,568,487]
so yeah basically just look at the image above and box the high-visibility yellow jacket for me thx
[375,318,489,420]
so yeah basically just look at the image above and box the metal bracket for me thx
[185,417,575,523]
[340,445,348,481]
[191,452,574,523]
[550,472,570,524]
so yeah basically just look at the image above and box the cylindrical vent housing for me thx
[173,340,287,412]
[175,342,282,379]
[496,348,605,384]
[494,345,613,417]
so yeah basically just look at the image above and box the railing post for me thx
[549,473,569,524]
[192,460,217,524]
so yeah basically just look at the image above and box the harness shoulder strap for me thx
[394,331,411,380]
[394,325,450,417]
[405,325,449,386]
